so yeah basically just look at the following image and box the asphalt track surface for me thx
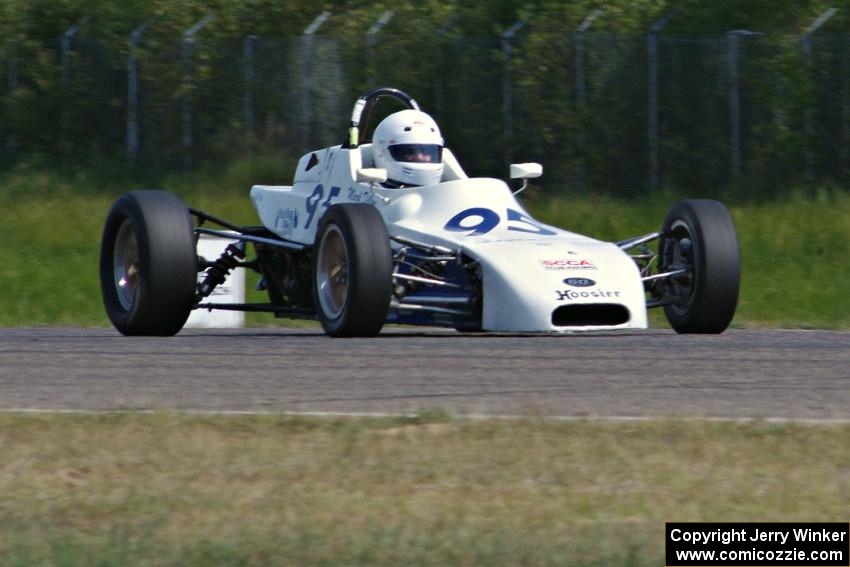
[0,327,847,420]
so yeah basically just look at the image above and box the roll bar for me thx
[344,87,419,148]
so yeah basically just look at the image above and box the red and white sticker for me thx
[540,259,596,271]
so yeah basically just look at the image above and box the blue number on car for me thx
[444,207,556,236]
[506,208,557,235]
[304,184,324,229]
[305,185,342,229]
[323,186,341,212]
[443,207,501,235]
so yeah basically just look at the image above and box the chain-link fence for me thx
[1,29,849,197]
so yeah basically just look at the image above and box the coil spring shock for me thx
[197,242,245,299]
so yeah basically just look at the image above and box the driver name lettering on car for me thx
[346,186,377,204]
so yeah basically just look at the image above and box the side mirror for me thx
[509,163,542,195]
[356,168,388,185]
[510,163,542,180]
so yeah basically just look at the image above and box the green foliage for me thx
[1,0,848,196]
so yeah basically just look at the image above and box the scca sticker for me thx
[540,259,596,270]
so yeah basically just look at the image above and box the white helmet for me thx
[372,109,444,187]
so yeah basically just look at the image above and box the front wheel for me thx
[658,199,740,334]
[100,190,198,336]
[312,204,392,337]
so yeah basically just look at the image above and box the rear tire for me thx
[100,191,198,336]
[659,199,740,334]
[312,204,392,337]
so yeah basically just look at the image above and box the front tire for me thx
[658,199,740,334]
[100,191,198,336]
[312,204,392,337]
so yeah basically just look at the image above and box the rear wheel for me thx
[100,191,198,336]
[313,204,392,337]
[658,199,740,333]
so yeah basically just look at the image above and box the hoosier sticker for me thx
[556,289,621,301]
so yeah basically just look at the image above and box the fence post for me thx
[7,57,17,151]
[433,15,459,119]
[727,30,761,181]
[575,10,602,192]
[181,14,215,170]
[60,17,90,86]
[501,20,525,167]
[839,35,850,173]
[801,8,837,181]
[243,35,257,141]
[301,10,331,148]
[647,12,674,192]
[366,11,394,85]
[127,20,151,161]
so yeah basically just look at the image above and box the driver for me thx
[372,109,444,188]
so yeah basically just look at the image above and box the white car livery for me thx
[100,88,740,337]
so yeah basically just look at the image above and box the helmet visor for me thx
[389,144,442,163]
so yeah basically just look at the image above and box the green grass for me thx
[0,413,848,566]
[0,156,848,328]
[528,187,850,329]
[0,156,286,327]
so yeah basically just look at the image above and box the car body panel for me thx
[251,145,648,332]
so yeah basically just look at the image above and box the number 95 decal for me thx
[443,207,556,236]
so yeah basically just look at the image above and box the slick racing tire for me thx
[312,204,393,337]
[658,199,740,334]
[100,190,198,336]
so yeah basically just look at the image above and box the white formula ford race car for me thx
[100,87,740,337]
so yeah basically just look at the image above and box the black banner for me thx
[666,523,849,566]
